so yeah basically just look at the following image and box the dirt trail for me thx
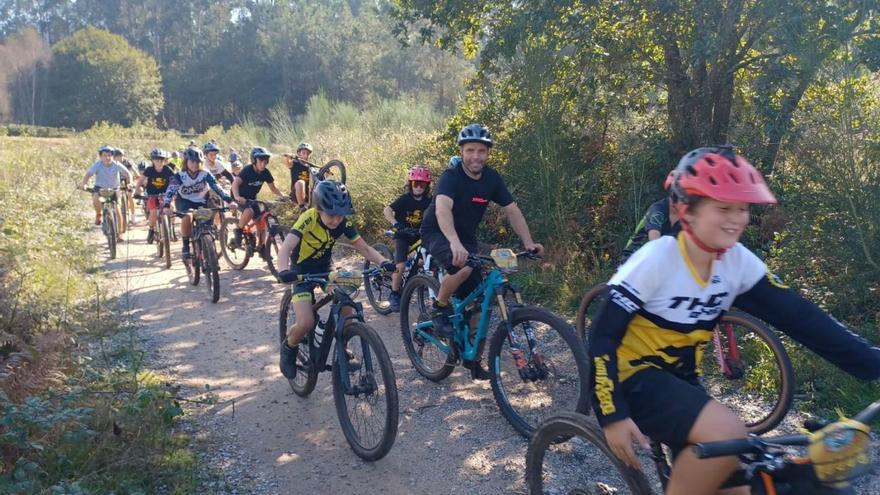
[106,222,533,495]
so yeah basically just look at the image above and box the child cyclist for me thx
[590,146,880,495]
[382,165,432,312]
[136,148,175,244]
[276,180,395,378]
[81,145,133,239]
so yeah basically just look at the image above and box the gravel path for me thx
[103,222,880,494]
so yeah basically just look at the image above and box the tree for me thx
[45,26,163,128]
[0,28,51,124]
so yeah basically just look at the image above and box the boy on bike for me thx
[383,165,433,312]
[619,171,680,263]
[81,145,132,240]
[420,123,544,379]
[275,180,395,379]
[229,147,286,249]
[287,142,313,208]
[136,148,175,244]
[203,142,234,184]
[162,148,235,259]
[590,147,880,495]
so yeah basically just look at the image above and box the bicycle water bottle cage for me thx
[809,419,872,484]
[491,249,518,274]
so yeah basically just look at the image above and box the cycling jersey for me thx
[237,164,274,200]
[590,233,880,427]
[88,160,132,189]
[620,198,680,262]
[289,208,359,272]
[163,170,231,207]
[205,159,233,183]
[142,165,175,195]
[290,159,310,186]
[420,164,513,245]
[390,193,431,229]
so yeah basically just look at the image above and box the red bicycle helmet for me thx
[407,165,431,182]
[671,147,776,205]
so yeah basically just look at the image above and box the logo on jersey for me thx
[406,209,423,227]
[668,292,729,318]
[711,275,721,284]
[610,288,639,314]
[471,197,488,204]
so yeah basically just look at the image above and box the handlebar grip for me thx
[693,438,759,459]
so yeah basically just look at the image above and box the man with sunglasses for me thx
[420,123,544,379]
[383,165,433,311]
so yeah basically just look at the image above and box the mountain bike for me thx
[172,206,228,303]
[576,282,794,434]
[219,199,290,277]
[399,249,591,437]
[134,193,174,269]
[291,158,347,208]
[363,227,441,315]
[526,399,878,494]
[85,186,121,259]
[278,268,398,461]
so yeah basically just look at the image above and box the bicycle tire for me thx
[161,215,172,269]
[701,310,795,434]
[203,234,221,303]
[364,242,394,315]
[489,306,591,438]
[575,282,607,345]
[319,159,346,184]
[526,411,655,495]
[219,217,251,270]
[399,274,455,382]
[279,288,318,396]
[120,190,129,225]
[263,225,288,278]
[186,241,201,286]
[332,322,398,461]
[107,207,117,260]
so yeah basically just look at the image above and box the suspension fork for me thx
[714,320,743,379]
[499,289,544,370]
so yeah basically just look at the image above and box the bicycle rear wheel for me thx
[279,288,318,396]
[489,306,591,437]
[219,217,251,270]
[575,282,607,346]
[202,235,221,303]
[319,159,346,184]
[332,322,398,461]
[364,242,394,315]
[399,274,455,382]
[700,310,794,434]
[526,412,656,495]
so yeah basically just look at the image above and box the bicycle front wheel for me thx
[219,217,250,270]
[263,224,288,278]
[575,282,607,346]
[161,215,172,269]
[202,234,221,303]
[279,288,318,396]
[105,208,117,260]
[319,159,346,184]
[332,322,398,461]
[399,274,455,382]
[489,306,591,438]
[364,242,394,315]
[700,310,794,434]
[526,412,656,495]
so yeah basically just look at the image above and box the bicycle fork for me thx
[713,322,744,379]
[498,292,549,382]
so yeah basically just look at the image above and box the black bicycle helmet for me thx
[183,147,204,163]
[313,180,354,216]
[457,123,493,148]
[150,148,169,160]
[203,142,221,153]
[251,146,272,161]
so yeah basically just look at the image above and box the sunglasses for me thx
[411,181,429,189]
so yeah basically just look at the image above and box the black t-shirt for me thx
[142,165,176,195]
[420,164,513,245]
[390,193,431,229]
[620,198,681,262]
[290,159,310,186]
[237,164,274,200]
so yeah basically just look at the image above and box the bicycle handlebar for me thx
[280,267,384,284]
[468,249,542,265]
[385,227,420,238]
[695,398,880,459]
[168,206,230,217]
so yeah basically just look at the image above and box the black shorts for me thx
[244,199,264,217]
[394,231,420,264]
[421,231,481,298]
[622,368,711,457]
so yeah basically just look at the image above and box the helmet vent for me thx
[686,165,698,177]
[727,172,739,184]
[708,176,718,186]
[705,156,717,166]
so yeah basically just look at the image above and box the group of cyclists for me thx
[80,123,880,495]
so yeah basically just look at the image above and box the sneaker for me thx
[430,301,454,338]
[388,291,401,312]
[146,228,155,244]
[464,360,491,381]
[280,341,299,379]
